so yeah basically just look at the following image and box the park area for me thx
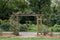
[0,0,60,40]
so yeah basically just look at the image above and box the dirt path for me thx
[19,32,37,38]
[0,32,60,38]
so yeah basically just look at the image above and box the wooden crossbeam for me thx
[13,13,42,16]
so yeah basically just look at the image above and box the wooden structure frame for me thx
[10,13,43,36]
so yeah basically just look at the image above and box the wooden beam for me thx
[14,14,42,16]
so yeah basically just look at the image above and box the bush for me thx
[19,24,37,32]
[0,22,11,31]
[19,24,29,32]
[36,24,49,35]
[41,24,49,35]
[49,24,60,32]
[27,24,36,32]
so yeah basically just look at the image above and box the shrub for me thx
[36,24,49,35]
[49,24,60,32]
[53,24,60,32]
[41,24,49,35]
[27,24,36,32]
[19,24,29,32]
[0,22,11,31]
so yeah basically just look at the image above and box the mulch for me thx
[37,34,60,38]
[0,34,16,38]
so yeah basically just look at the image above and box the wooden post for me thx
[36,14,43,36]
[9,13,20,36]
[36,16,39,36]
[13,14,19,36]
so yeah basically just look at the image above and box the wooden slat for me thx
[15,14,42,16]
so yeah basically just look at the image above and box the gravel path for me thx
[19,32,37,37]
[2,32,60,38]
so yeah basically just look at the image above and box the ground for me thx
[0,38,60,40]
[0,32,60,38]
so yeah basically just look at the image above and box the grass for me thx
[0,38,60,40]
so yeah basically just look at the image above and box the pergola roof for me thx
[13,13,43,16]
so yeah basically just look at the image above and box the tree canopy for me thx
[0,0,60,26]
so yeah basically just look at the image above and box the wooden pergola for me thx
[10,13,43,36]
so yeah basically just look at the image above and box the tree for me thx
[29,0,51,14]
[27,0,51,34]
[0,0,13,20]
[0,0,28,19]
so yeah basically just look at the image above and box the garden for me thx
[0,0,60,40]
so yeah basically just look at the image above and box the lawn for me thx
[0,38,60,40]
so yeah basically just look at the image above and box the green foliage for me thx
[0,23,9,31]
[19,24,36,32]
[0,20,11,31]
[29,0,51,13]
[25,24,36,32]
[19,24,28,32]
[39,24,49,35]
[42,24,49,32]
[49,24,60,32]
[7,0,28,12]
[0,0,28,19]
[0,0,60,32]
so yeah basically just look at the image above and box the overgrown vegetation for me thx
[0,19,60,32]
[0,0,60,36]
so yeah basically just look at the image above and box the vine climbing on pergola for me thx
[9,12,43,36]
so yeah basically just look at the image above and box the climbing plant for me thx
[9,13,19,36]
